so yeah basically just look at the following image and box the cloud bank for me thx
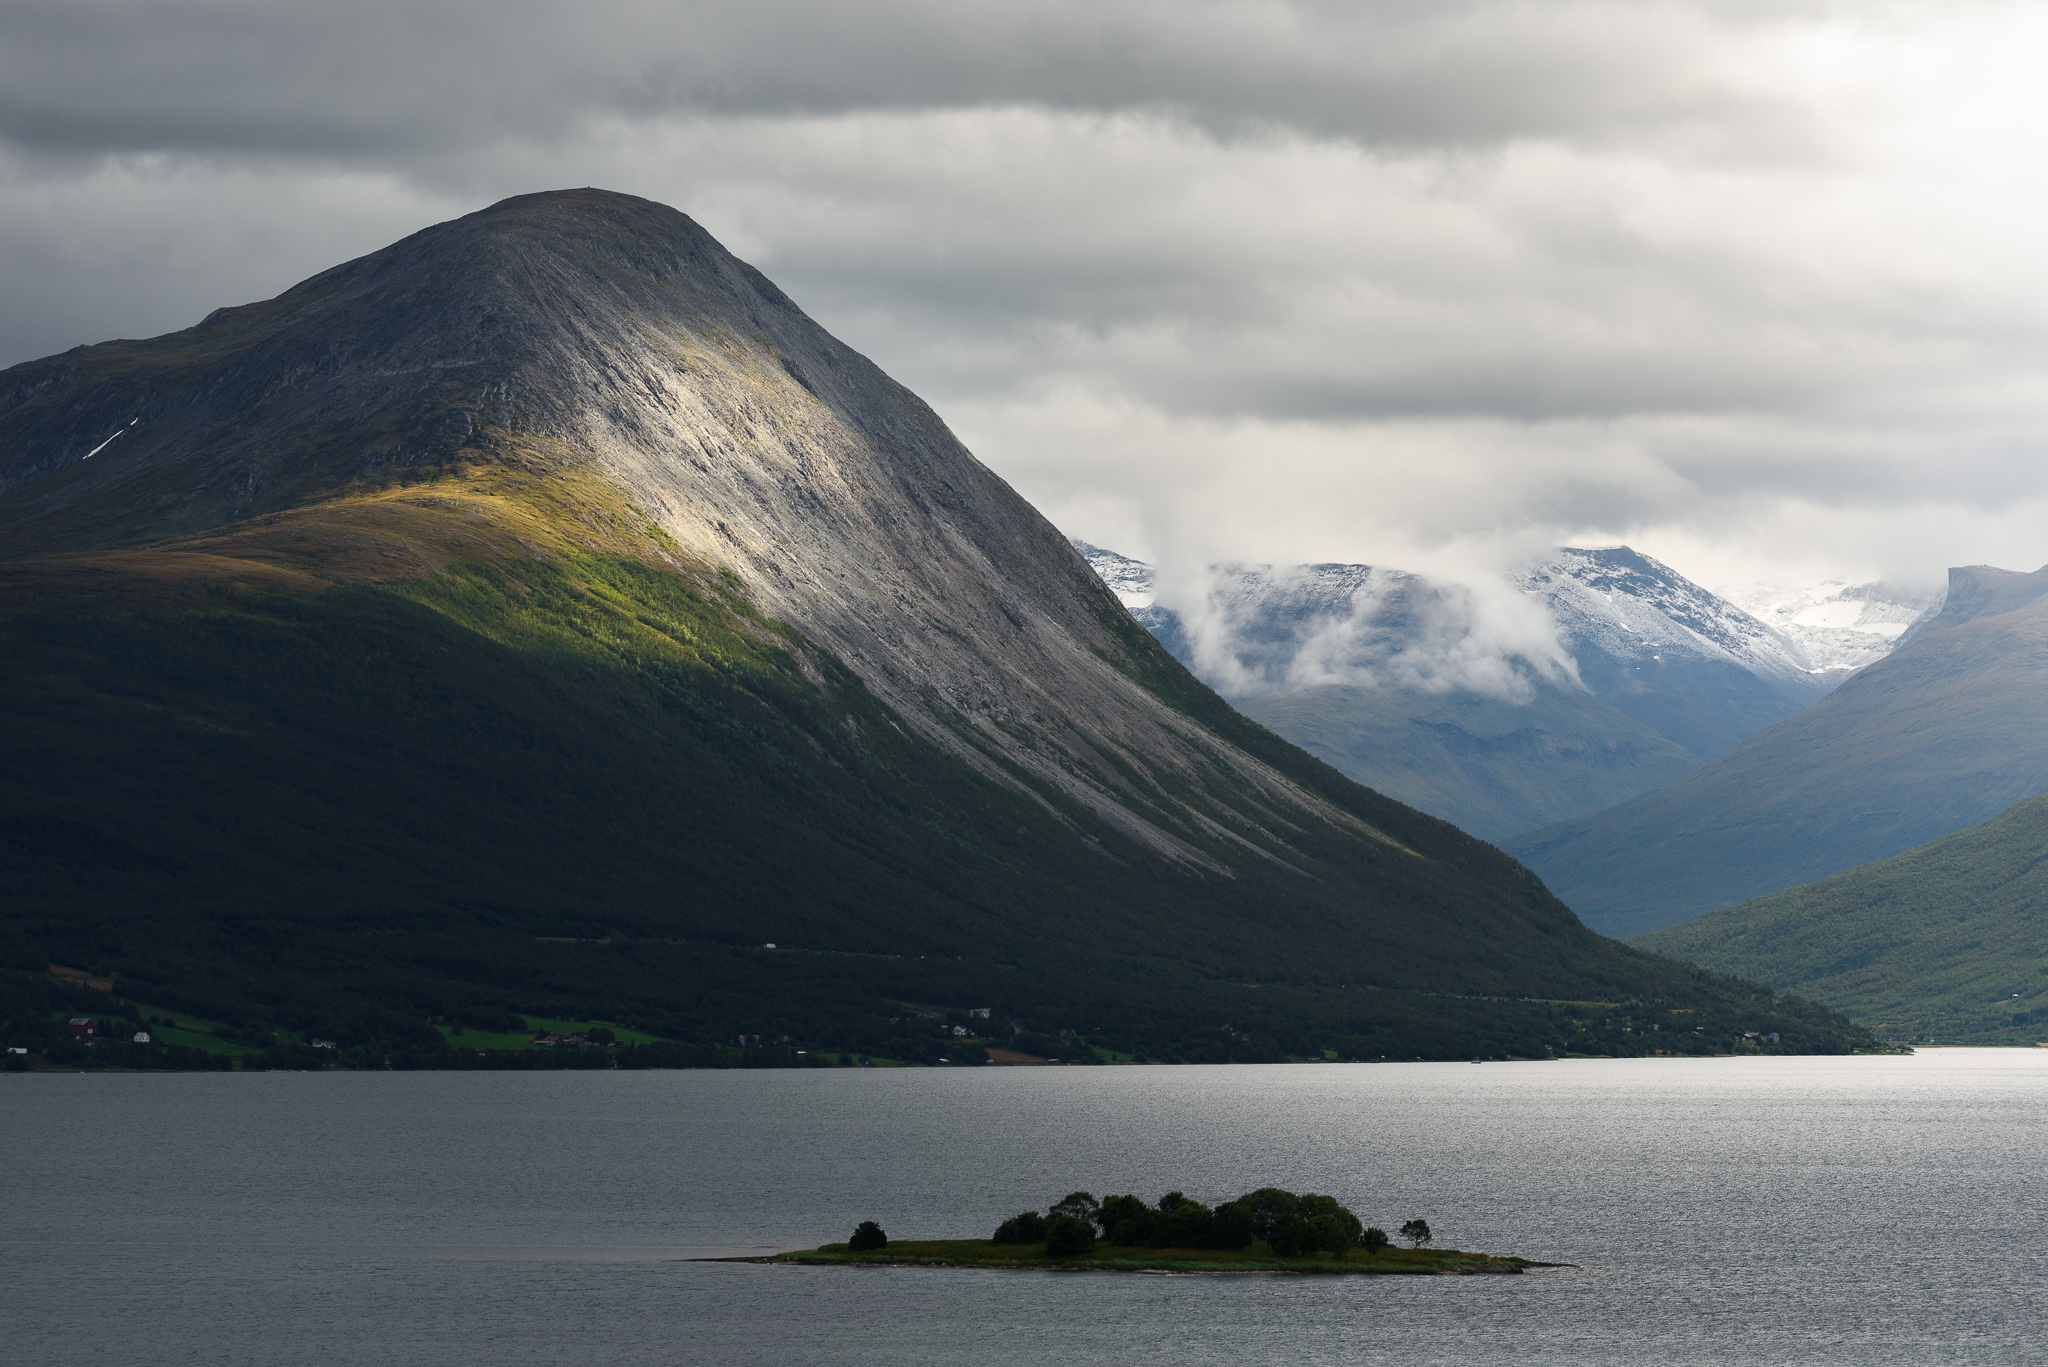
[1167,561,1580,703]
[6,1,2048,592]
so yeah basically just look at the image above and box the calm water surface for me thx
[4,1049,2043,1365]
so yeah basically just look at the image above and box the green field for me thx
[148,1023,261,1056]
[54,1005,265,1056]
[437,1017,669,1051]
[770,1239,1540,1276]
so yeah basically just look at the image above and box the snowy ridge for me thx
[1719,580,1938,675]
[1074,548,1530,701]
[1072,538,1933,761]
[1074,539,1841,695]
[1069,539,1155,610]
[1511,547,1820,689]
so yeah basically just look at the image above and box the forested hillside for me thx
[1636,792,2048,1044]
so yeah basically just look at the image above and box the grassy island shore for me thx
[757,1240,1547,1276]
[721,1187,1554,1276]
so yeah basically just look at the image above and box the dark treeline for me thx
[0,960,1855,1074]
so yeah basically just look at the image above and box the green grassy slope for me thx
[1238,683,1702,842]
[1504,579,2048,937]
[1635,792,2048,1044]
[0,485,1869,1064]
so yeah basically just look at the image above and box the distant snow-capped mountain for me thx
[1508,547,1848,758]
[1717,580,1939,675]
[1072,540,1927,768]
[1512,547,1819,693]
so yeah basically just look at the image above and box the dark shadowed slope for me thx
[1635,791,2048,1044]
[1506,564,2048,937]
[0,191,1865,1061]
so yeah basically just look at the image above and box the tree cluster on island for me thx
[980,1189,1431,1258]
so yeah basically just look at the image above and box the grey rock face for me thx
[0,189,1384,869]
[1913,563,2048,635]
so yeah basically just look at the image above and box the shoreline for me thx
[689,1241,1567,1277]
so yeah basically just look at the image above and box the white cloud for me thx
[1165,560,1581,703]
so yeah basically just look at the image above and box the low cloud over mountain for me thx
[1076,539,1929,837]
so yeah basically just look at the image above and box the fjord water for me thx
[7,1052,2042,1365]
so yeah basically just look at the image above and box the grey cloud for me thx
[0,155,462,364]
[5,1,2046,596]
[0,0,1827,163]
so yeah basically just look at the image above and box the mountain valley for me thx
[1506,563,2048,937]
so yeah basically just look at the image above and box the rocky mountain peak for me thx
[0,189,1394,872]
[1922,563,2048,632]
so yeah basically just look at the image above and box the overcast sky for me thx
[7,0,2048,595]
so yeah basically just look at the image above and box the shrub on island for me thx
[994,1186,1374,1258]
[848,1221,888,1251]
[1048,1192,1100,1225]
[1044,1214,1096,1257]
[991,1211,1047,1244]
[1099,1190,1254,1250]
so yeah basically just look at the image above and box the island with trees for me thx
[767,1189,1549,1275]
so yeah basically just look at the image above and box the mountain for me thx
[1720,579,1939,676]
[1070,542,1854,840]
[1236,684,1703,843]
[1511,547,1835,761]
[0,189,1865,1063]
[1505,563,2048,937]
[1634,790,2048,1044]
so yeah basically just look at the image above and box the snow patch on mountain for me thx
[1184,561,1576,702]
[1717,580,1938,675]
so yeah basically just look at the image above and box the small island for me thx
[762,1188,1552,1276]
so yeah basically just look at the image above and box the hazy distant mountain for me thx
[1239,683,1702,842]
[1506,563,2048,937]
[1635,789,2048,1044]
[1070,541,1873,839]
[1512,548,1836,761]
[0,190,1859,1063]
[1720,579,1939,676]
